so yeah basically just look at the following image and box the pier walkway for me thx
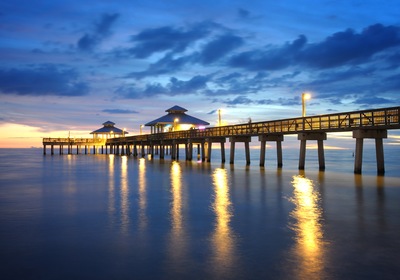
[43,106,400,175]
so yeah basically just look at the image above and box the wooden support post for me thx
[141,144,145,158]
[43,145,46,155]
[160,145,165,159]
[207,141,212,162]
[230,141,235,164]
[229,136,251,165]
[317,139,325,171]
[171,143,176,160]
[298,139,306,170]
[259,139,266,167]
[189,143,193,161]
[221,142,225,163]
[76,145,79,155]
[201,142,206,162]
[259,134,284,167]
[354,138,364,174]
[244,141,250,165]
[51,145,54,155]
[353,129,387,175]
[298,132,327,170]
[277,140,283,168]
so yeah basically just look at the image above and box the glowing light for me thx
[168,161,187,268]
[211,168,235,275]
[138,158,147,230]
[120,156,129,234]
[289,174,326,279]
[302,92,312,117]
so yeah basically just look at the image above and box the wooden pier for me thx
[43,106,400,175]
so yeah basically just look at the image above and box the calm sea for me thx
[1,147,400,280]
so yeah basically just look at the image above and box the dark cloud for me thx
[228,35,307,70]
[127,53,195,79]
[198,33,244,64]
[352,96,394,106]
[238,8,250,19]
[102,109,139,114]
[0,65,89,96]
[78,13,120,51]
[228,24,400,71]
[128,22,214,58]
[300,24,400,68]
[218,95,300,107]
[116,75,211,99]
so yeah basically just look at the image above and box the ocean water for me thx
[1,147,400,280]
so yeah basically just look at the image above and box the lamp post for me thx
[302,93,311,117]
[140,125,144,135]
[218,109,222,126]
[123,128,126,137]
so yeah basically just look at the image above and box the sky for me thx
[1,0,400,148]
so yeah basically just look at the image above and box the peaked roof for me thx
[145,105,209,126]
[166,105,187,113]
[102,121,115,126]
[90,121,128,134]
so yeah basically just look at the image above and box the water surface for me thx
[0,148,399,279]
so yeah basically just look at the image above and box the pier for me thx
[43,106,400,175]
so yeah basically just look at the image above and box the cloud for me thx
[116,75,211,99]
[300,24,400,68]
[228,35,307,70]
[0,65,89,96]
[102,109,139,114]
[228,24,400,71]
[126,53,195,79]
[77,13,120,51]
[128,21,214,58]
[198,33,244,64]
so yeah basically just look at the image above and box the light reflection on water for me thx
[108,155,115,221]
[289,174,327,279]
[138,158,147,231]
[211,167,236,277]
[167,161,188,273]
[120,156,129,234]
[1,149,400,279]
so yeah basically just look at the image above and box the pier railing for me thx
[42,138,106,145]
[106,106,400,144]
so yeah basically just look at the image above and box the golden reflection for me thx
[290,175,326,279]
[211,168,235,275]
[120,156,129,233]
[168,161,187,268]
[108,155,115,217]
[138,158,147,230]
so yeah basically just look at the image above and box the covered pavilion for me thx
[145,105,210,133]
[90,121,128,139]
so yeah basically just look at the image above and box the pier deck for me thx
[43,106,400,174]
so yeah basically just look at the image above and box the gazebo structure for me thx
[145,105,210,133]
[90,121,128,139]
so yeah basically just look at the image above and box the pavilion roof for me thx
[90,122,128,134]
[145,106,209,126]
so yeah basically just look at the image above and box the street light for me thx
[302,93,311,117]
[123,128,126,137]
[218,109,222,126]
[140,125,144,135]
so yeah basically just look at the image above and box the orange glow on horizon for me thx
[0,123,94,148]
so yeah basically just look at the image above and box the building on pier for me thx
[145,105,210,133]
[90,121,128,139]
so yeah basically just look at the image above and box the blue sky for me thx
[1,0,400,147]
